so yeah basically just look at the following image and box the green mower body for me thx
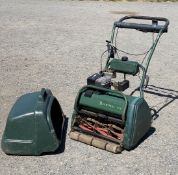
[71,85,152,151]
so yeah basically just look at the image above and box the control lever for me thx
[106,40,116,58]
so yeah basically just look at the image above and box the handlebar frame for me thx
[104,16,170,98]
[114,16,169,33]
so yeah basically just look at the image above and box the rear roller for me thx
[69,131,122,154]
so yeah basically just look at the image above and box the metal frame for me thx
[105,16,169,98]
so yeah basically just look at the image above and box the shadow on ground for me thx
[131,84,178,120]
[144,85,178,120]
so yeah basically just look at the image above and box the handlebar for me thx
[114,16,169,33]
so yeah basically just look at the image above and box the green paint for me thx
[1,88,65,156]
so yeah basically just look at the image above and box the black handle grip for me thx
[40,88,52,101]
[114,16,169,33]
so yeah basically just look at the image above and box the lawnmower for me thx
[69,16,169,153]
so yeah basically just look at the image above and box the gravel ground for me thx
[0,0,178,174]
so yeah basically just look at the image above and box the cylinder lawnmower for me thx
[69,16,169,153]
